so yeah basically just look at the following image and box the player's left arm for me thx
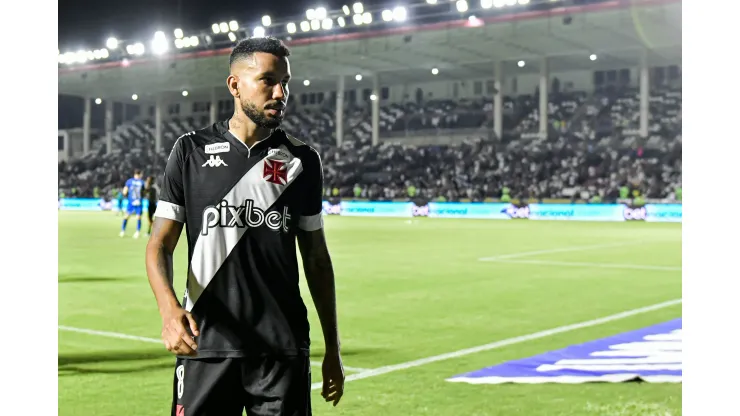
[296,149,344,405]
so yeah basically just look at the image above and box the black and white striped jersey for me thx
[155,119,324,358]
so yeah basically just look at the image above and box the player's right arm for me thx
[145,138,199,356]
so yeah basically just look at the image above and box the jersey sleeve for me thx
[298,149,324,231]
[154,138,187,223]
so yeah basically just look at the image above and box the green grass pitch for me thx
[59,211,682,415]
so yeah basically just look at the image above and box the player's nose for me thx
[272,84,286,101]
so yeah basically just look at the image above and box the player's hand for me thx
[160,306,199,357]
[321,349,345,406]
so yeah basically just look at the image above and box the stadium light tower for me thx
[353,2,364,14]
[343,5,351,15]
[95,98,102,105]
[370,93,377,101]
[106,37,118,49]
[590,54,598,61]
[518,60,525,67]
[311,19,320,30]
[306,8,316,20]
[174,28,184,39]
[152,31,169,55]
[182,90,189,97]
[315,7,327,20]
[228,32,237,42]
[432,68,439,75]
[518,0,531,4]
[132,94,139,101]
[212,23,221,34]
[304,80,311,86]
[321,18,333,30]
[382,10,393,22]
[229,21,239,31]
[287,22,297,33]
[300,21,311,32]
[505,0,516,5]
[262,15,271,26]
[426,0,437,4]
[253,26,266,38]
[393,6,407,21]
[362,11,372,24]
[481,0,493,9]
[355,74,363,81]
[352,14,363,25]
[456,0,469,12]
[337,17,346,27]
[219,22,229,33]
[494,0,505,7]
[126,43,145,56]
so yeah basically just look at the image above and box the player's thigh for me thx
[242,356,312,416]
[172,357,245,416]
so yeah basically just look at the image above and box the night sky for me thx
[59,0,382,49]
[58,0,364,128]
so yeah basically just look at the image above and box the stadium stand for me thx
[58,84,682,203]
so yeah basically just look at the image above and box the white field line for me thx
[489,259,681,272]
[478,242,635,261]
[57,325,371,373]
[310,298,683,390]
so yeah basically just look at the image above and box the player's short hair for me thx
[134,169,142,176]
[229,37,291,69]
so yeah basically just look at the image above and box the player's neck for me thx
[228,114,273,149]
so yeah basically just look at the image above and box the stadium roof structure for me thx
[58,0,680,102]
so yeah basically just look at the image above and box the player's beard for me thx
[241,99,283,129]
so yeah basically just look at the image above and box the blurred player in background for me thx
[116,188,124,215]
[120,169,145,238]
[145,176,158,236]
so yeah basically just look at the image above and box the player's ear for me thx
[227,75,239,98]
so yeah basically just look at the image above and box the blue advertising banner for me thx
[448,318,682,384]
[428,202,512,220]
[338,201,414,218]
[528,204,626,222]
[645,204,683,223]
[61,198,682,223]
[59,198,149,212]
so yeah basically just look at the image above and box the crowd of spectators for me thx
[58,84,682,203]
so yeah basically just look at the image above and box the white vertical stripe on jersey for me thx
[154,201,186,222]
[185,150,304,311]
[298,213,324,231]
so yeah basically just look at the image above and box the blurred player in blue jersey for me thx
[120,169,145,238]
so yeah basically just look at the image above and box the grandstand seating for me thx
[58,85,682,202]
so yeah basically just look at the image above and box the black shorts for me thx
[171,356,312,416]
[148,202,157,220]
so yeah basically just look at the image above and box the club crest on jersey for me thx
[263,159,288,185]
[201,200,291,235]
[205,142,230,154]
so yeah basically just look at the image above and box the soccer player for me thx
[145,176,158,236]
[145,37,343,416]
[116,188,124,215]
[120,169,145,238]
